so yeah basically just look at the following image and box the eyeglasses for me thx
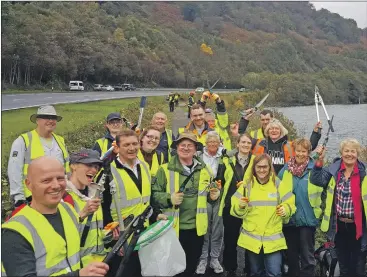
[179,144,195,149]
[146,135,160,142]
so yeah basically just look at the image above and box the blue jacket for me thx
[310,158,367,249]
[278,160,319,227]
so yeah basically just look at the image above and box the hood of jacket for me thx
[328,157,366,179]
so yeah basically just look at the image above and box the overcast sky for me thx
[311,2,367,29]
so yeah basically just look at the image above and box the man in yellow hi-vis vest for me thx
[7,105,70,208]
[2,156,109,277]
[239,109,274,140]
[151,132,220,276]
[109,129,167,277]
[151,112,175,163]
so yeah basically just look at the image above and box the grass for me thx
[2,98,134,164]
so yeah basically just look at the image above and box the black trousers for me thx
[169,102,175,112]
[335,220,366,277]
[187,107,191,118]
[177,229,204,277]
[283,226,316,277]
[222,205,243,272]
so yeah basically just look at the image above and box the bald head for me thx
[27,156,64,181]
[26,156,66,213]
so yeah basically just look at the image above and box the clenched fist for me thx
[209,188,220,201]
[79,262,109,277]
[171,192,184,206]
[276,205,286,217]
[80,198,101,220]
[239,197,249,209]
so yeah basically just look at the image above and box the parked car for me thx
[69,81,84,91]
[123,83,136,91]
[239,87,246,92]
[195,87,204,93]
[102,85,115,91]
[93,84,103,91]
[113,84,124,91]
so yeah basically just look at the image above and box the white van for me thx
[69,81,84,91]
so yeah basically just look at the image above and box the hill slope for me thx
[1,1,367,105]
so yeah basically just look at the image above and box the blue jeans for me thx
[247,248,282,277]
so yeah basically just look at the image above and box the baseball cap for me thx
[106,113,122,122]
[70,149,103,165]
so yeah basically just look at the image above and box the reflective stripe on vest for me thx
[166,129,173,161]
[2,203,80,276]
[21,130,70,198]
[241,228,284,241]
[137,150,161,177]
[162,164,209,236]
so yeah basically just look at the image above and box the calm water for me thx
[275,104,367,159]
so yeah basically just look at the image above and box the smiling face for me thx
[206,137,220,154]
[36,116,58,133]
[117,135,140,163]
[295,145,309,165]
[152,113,167,131]
[205,114,216,129]
[268,125,281,141]
[237,135,252,155]
[254,158,271,183]
[341,145,358,167]
[26,158,66,210]
[141,129,161,152]
[71,163,100,186]
[190,107,205,128]
[177,139,196,161]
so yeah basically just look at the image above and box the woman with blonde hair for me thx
[311,138,367,277]
[278,138,324,277]
[251,118,321,175]
[231,153,296,277]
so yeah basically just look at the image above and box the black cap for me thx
[70,149,103,165]
[106,112,122,122]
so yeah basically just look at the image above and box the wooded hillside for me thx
[2,1,367,105]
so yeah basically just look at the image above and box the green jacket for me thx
[151,155,209,230]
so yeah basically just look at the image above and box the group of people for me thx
[167,92,180,112]
[2,91,366,277]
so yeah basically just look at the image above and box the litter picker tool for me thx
[136,96,147,130]
[315,85,334,134]
[240,93,270,116]
[104,205,153,277]
[207,77,221,93]
[312,115,335,160]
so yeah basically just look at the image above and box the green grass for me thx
[1,97,149,166]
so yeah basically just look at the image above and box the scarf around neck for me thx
[287,157,309,177]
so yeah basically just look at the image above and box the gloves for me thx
[211,93,220,102]
[171,192,184,206]
[239,197,249,209]
[209,188,220,201]
[276,205,286,217]
[111,141,119,154]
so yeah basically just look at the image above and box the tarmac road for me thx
[1,88,236,111]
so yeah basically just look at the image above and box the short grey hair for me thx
[339,138,362,156]
[205,131,221,143]
[264,118,288,138]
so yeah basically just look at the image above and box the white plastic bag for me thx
[136,218,186,276]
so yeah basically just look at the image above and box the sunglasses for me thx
[37,115,58,120]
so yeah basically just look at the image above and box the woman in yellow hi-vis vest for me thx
[231,154,296,277]
[138,126,165,178]
[2,156,109,277]
[152,132,220,277]
[64,149,120,267]
[277,138,323,277]
[311,139,367,277]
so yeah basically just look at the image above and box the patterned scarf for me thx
[287,157,309,177]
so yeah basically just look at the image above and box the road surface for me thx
[1,89,235,111]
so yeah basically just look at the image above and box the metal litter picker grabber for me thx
[314,85,334,135]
